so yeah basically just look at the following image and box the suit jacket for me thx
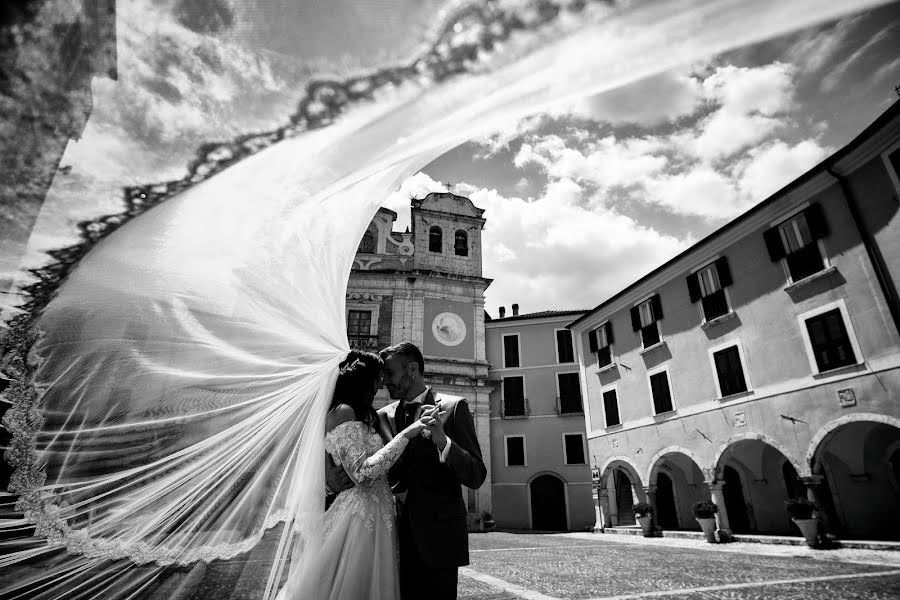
[377,390,486,568]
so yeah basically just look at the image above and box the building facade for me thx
[347,192,494,523]
[485,308,595,531]
[568,101,900,540]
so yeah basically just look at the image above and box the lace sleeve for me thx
[325,421,409,485]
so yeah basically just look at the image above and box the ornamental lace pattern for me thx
[323,421,408,535]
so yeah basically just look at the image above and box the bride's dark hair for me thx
[330,350,383,428]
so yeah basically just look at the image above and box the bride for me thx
[278,350,431,599]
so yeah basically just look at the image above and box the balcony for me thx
[556,395,584,415]
[348,334,379,351]
[501,396,529,418]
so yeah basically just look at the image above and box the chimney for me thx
[512,303,519,316]
[498,306,506,319]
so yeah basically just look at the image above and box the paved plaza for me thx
[456,531,900,600]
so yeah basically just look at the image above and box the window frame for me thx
[454,229,469,256]
[590,321,614,368]
[882,138,900,197]
[797,299,863,375]
[688,256,733,322]
[600,383,621,428]
[632,294,663,350]
[555,328,576,364]
[767,204,830,284]
[562,432,587,465]
[501,333,522,368]
[646,364,676,416]
[555,370,582,415]
[504,434,527,467]
[501,375,527,417]
[428,225,443,253]
[707,338,752,399]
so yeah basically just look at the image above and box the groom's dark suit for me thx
[377,389,486,600]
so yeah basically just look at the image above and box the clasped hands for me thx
[402,403,447,450]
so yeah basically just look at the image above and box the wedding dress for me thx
[279,421,408,600]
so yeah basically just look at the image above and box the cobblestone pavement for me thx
[458,531,900,599]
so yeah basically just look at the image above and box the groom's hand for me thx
[325,453,354,494]
[422,404,448,451]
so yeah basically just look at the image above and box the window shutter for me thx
[588,330,598,353]
[686,272,701,303]
[763,227,785,261]
[650,294,664,321]
[605,321,615,345]
[715,256,733,287]
[805,202,830,240]
[630,306,641,331]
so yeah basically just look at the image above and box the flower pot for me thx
[792,518,819,548]
[696,517,718,543]
[637,515,654,537]
[483,519,496,532]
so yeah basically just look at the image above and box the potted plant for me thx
[633,502,654,537]
[785,498,819,548]
[692,500,719,543]
[482,510,495,532]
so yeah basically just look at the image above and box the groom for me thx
[377,342,486,600]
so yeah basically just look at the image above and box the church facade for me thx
[346,192,495,524]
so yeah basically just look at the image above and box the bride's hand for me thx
[401,411,445,439]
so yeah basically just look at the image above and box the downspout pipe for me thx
[826,166,900,340]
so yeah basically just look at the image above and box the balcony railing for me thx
[348,334,379,351]
[501,397,529,418]
[556,395,583,415]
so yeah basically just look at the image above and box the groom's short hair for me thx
[380,342,425,376]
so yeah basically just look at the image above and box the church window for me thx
[429,226,443,253]
[454,230,468,256]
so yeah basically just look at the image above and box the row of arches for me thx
[598,416,900,540]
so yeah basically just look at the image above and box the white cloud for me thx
[644,165,742,219]
[702,63,795,116]
[786,17,859,73]
[820,24,896,92]
[734,139,831,202]
[381,172,449,231]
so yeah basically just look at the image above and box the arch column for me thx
[596,487,612,530]
[800,475,833,538]
[708,481,732,540]
[643,485,658,530]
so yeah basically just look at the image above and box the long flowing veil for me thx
[0,1,885,599]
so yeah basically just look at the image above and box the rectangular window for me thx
[713,346,748,397]
[563,434,586,465]
[805,309,857,372]
[602,388,620,427]
[502,376,526,417]
[632,296,663,349]
[763,204,829,282]
[347,310,374,349]
[589,322,614,368]
[503,334,520,368]
[557,373,582,414]
[505,436,525,466]
[649,370,674,415]
[556,329,575,363]
[687,257,733,321]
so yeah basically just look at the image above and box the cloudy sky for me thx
[4,0,900,321]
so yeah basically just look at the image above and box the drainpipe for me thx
[826,167,900,340]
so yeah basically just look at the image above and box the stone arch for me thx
[805,413,900,470]
[527,470,569,485]
[599,455,643,488]
[713,432,807,479]
[644,446,704,484]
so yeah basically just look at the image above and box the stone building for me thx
[347,192,494,522]
[568,100,900,540]
[485,307,595,531]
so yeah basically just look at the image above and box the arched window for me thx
[454,230,468,256]
[358,229,376,254]
[429,226,442,253]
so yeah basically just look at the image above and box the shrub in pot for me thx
[785,498,819,548]
[692,500,719,543]
[482,511,495,532]
[633,502,654,537]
